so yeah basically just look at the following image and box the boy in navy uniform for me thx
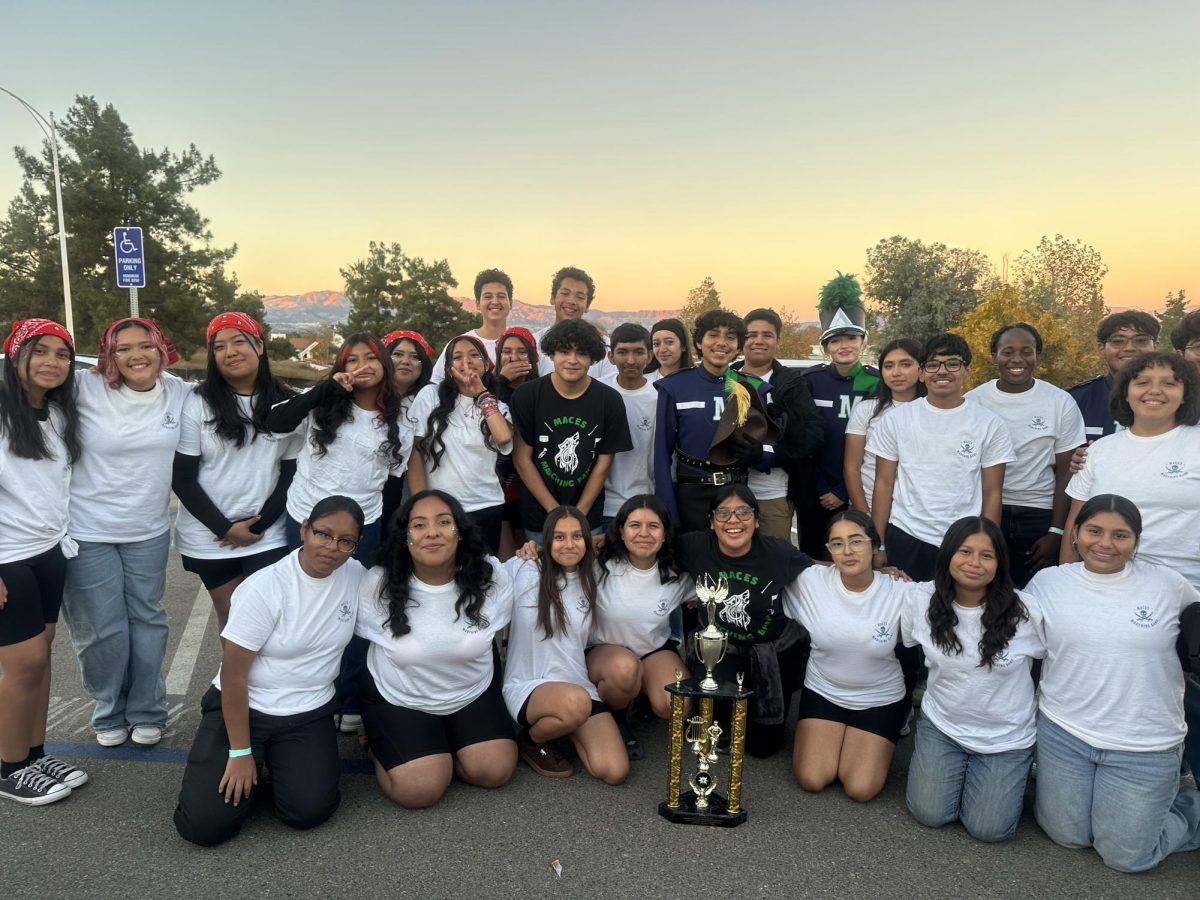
[1067,310,1159,440]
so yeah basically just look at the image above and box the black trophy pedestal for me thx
[659,792,748,827]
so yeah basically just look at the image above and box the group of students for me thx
[1,264,1199,874]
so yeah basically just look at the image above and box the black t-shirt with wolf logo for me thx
[510,376,633,533]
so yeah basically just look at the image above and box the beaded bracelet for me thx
[476,391,500,417]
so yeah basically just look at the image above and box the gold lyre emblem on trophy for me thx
[693,575,729,692]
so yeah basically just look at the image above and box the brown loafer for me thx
[518,731,575,778]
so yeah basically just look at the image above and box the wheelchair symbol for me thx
[119,233,136,253]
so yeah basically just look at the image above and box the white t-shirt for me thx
[1024,561,1199,752]
[866,398,1016,546]
[599,377,658,517]
[901,582,1044,753]
[1065,425,1200,587]
[743,368,789,501]
[532,325,617,381]
[409,384,512,512]
[0,406,71,564]
[501,558,600,718]
[844,397,911,512]
[216,550,366,716]
[430,330,499,385]
[964,379,1085,509]
[782,565,907,709]
[70,370,191,543]
[355,559,514,714]
[285,402,411,525]
[591,562,693,658]
[174,392,301,559]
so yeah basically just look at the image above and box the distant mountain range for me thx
[262,291,683,334]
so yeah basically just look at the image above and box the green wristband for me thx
[228,747,252,758]
[1047,527,1065,536]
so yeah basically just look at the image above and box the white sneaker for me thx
[130,725,163,746]
[96,727,128,747]
[337,714,363,734]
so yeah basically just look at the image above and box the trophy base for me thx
[658,792,747,828]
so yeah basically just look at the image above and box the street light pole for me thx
[0,86,74,336]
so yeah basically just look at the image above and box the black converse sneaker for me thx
[32,755,89,789]
[0,766,72,806]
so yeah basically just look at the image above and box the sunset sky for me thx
[2,2,1196,316]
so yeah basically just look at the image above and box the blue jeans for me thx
[906,716,1032,842]
[1034,713,1200,872]
[61,533,171,731]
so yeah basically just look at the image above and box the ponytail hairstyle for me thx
[0,325,81,463]
[926,517,1025,669]
[869,338,925,422]
[197,324,295,448]
[599,494,681,585]
[647,318,693,372]
[536,506,599,639]
[310,333,405,465]
[377,489,492,638]
[424,334,498,472]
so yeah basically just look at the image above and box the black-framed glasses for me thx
[713,506,755,522]
[1104,335,1155,350]
[310,529,359,553]
[922,358,965,373]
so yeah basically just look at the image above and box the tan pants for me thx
[756,497,795,544]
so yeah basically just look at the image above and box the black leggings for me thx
[173,687,341,847]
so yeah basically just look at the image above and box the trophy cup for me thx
[658,669,752,827]
[694,575,728,692]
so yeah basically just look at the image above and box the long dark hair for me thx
[927,517,1025,669]
[384,335,434,400]
[599,494,682,585]
[196,330,295,448]
[869,338,925,422]
[424,335,498,472]
[536,506,598,639]
[311,333,404,464]
[378,489,493,638]
[647,318,693,372]
[0,336,81,463]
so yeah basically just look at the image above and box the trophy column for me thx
[665,687,685,809]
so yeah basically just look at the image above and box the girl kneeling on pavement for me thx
[355,490,517,808]
[1026,493,1200,872]
[0,319,89,806]
[503,506,628,784]
[173,496,367,846]
[902,516,1044,841]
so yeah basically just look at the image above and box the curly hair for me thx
[691,309,747,352]
[311,334,405,464]
[474,268,513,301]
[599,494,682,586]
[423,335,498,472]
[540,319,606,365]
[926,517,1026,669]
[550,266,595,305]
[197,331,295,448]
[377,490,493,638]
[536,506,599,639]
[1110,351,1200,427]
[1170,310,1200,352]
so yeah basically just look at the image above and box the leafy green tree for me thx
[1156,288,1189,340]
[266,336,296,361]
[339,241,473,353]
[679,276,721,336]
[863,236,996,345]
[203,264,269,338]
[0,96,235,355]
[1012,234,1107,319]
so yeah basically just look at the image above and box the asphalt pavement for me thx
[3,549,1197,899]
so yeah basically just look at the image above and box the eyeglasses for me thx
[826,536,873,553]
[922,358,965,373]
[1105,335,1155,350]
[310,528,359,553]
[713,506,755,522]
[1185,341,1200,353]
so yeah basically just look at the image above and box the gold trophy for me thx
[694,575,728,692]
[659,670,752,827]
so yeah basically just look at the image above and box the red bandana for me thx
[98,317,181,368]
[206,312,263,343]
[499,326,539,366]
[3,318,74,357]
[382,330,433,360]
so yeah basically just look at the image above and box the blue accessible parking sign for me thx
[113,226,146,288]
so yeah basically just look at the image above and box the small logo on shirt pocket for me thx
[992,648,1014,668]
[337,603,353,622]
[871,623,894,643]
[162,413,178,429]
[1131,606,1158,628]
[955,440,976,459]
[1161,461,1187,479]
[653,599,670,617]
[1028,416,1048,431]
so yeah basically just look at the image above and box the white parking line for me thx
[165,585,212,696]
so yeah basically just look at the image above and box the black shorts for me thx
[796,687,910,744]
[0,545,66,647]
[584,639,679,662]
[359,670,515,770]
[181,545,290,591]
[516,690,607,729]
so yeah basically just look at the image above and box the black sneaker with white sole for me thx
[32,755,89,789]
[0,766,72,806]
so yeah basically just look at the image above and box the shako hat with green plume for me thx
[818,271,867,344]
